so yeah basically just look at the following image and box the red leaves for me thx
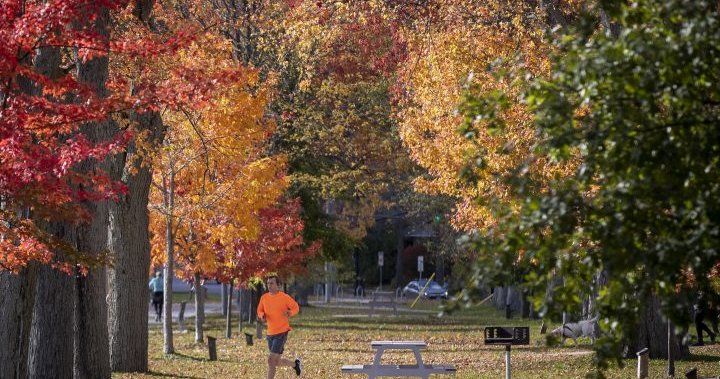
[215,198,320,284]
[0,0,233,272]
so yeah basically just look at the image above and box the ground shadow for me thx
[168,352,206,362]
[146,371,204,379]
[687,352,720,363]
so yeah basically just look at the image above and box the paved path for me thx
[148,301,226,324]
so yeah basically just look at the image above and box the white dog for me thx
[550,316,600,345]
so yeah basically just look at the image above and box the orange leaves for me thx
[147,26,291,279]
[395,0,578,231]
[215,198,320,283]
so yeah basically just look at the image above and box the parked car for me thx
[402,280,448,299]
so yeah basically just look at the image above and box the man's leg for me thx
[695,314,708,345]
[267,353,295,379]
[152,301,159,321]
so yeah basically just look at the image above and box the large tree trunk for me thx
[107,0,163,369]
[74,266,110,379]
[624,294,689,360]
[107,111,163,371]
[26,41,77,379]
[0,272,21,378]
[194,273,204,343]
[73,6,112,378]
[106,169,152,371]
[28,263,75,378]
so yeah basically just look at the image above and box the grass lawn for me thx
[172,291,222,304]
[114,300,720,378]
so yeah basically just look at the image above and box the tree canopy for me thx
[455,0,720,371]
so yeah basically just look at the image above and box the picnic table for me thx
[341,340,456,379]
[368,291,398,317]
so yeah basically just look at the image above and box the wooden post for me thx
[207,336,217,361]
[685,368,697,379]
[636,348,649,379]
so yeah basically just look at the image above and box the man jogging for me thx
[257,275,302,378]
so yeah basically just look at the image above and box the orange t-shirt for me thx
[257,291,300,336]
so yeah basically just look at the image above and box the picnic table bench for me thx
[368,291,398,317]
[341,340,456,379]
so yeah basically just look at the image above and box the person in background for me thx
[148,271,164,322]
[693,291,716,346]
[257,275,302,378]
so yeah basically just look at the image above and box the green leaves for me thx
[459,0,720,370]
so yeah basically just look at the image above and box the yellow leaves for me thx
[148,41,287,277]
[396,1,577,231]
[332,192,382,240]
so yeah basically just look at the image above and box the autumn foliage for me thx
[214,198,321,284]
[0,0,130,272]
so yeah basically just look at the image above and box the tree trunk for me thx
[395,222,406,288]
[667,320,676,377]
[494,287,505,310]
[28,263,75,378]
[0,271,21,379]
[505,286,513,319]
[435,254,445,284]
[226,281,233,338]
[237,288,243,333]
[163,169,175,354]
[194,273,204,343]
[624,294,689,360]
[221,283,228,316]
[73,6,112,377]
[107,111,163,371]
[26,42,76,379]
[74,267,110,379]
[107,0,163,372]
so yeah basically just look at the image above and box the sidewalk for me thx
[148,301,225,324]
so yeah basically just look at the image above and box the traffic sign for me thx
[378,251,384,267]
[417,255,424,272]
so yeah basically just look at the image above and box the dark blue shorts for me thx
[266,332,288,354]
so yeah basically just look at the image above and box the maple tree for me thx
[206,1,413,259]
[0,0,239,272]
[0,0,133,273]
[393,0,580,231]
[271,0,412,248]
[214,198,320,285]
[144,25,290,349]
[1,0,251,374]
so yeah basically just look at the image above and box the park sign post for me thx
[484,326,530,379]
